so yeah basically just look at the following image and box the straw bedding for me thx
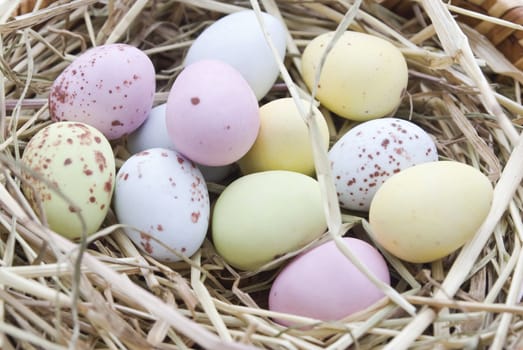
[1,0,523,349]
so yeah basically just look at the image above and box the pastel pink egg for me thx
[165,60,260,166]
[269,238,390,326]
[49,43,155,140]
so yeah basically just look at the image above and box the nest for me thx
[1,0,523,349]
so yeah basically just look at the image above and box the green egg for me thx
[21,122,115,239]
[212,170,327,270]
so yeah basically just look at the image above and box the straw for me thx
[1,0,523,348]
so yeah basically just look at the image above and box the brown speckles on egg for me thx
[111,120,124,126]
[94,151,107,172]
[177,156,184,164]
[64,158,72,166]
[190,97,200,105]
[104,180,112,193]
[84,169,93,176]
[157,224,164,231]
[140,233,153,254]
[191,211,200,223]
[89,196,96,203]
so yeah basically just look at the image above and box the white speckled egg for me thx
[114,148,210,261]
[127,103,234,183]
[329,118,437,211]
[21,122,115,239]
[185,10,287,100]
[49,43,156,140]
[369,161,493,263]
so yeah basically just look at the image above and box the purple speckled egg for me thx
[49,43,155,140]
[166,59,260,166]
[269,238,390,326]
[114,148,210,262]
[329,118,437,211]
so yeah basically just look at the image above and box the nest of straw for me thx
[1,0,523,349]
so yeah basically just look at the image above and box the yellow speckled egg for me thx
[238,98,329,175]
[212,170,327,270]
[369,161,493,263]
[301,31,408,121]
[21,122,115,239]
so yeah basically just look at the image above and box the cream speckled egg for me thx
[114,148,210,262]
[21,122,115,239]
[302,31,408,121]
[369,161,493,263]
[238,98,329,175]
[212,170,327,270]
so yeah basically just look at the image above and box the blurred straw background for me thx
[0,0,523,349]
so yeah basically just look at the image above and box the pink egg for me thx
[49,43,156,140]
[166,60,260,166]
[269,238,390,326]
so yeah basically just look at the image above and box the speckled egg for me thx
[184,10,287,100]
[269,238,390,326]
[212,170,327,270]
[114,148,210,262]
[49,43,156,140]
[329,118,437,211]
[21,122,115,239]
[238,97,330,176]
[127,103,235,183]
[166,59,260,166]
[369,161,493,263]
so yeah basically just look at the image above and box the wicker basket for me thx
[381,0,523,69]
[2,1,523,349]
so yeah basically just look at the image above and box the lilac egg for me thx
[166,60,260,166]
[49,43,155,140]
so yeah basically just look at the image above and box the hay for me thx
[0,0,522,349]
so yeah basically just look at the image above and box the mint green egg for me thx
[21,122,115,239]
[212,170,327,270]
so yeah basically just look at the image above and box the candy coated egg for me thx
[301,31,408,121]
[21,122,115,239]
[185,10,287,100]
[269,238,390,326]
[49,43,156,140]
[127,104,171,153]
[114,148,210,262]
[238,98,329,175]
[127,103,234,182]
[166,60,260,166]
[329,118,437,211]
[369,161,493,263]
[212,170,327,270]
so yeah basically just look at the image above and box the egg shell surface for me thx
[301,31,408,121]
[329,118,437,211]
[166,59,260,166]
[238,98,329,176]
[369,161,493,263]
[114,148,210,262]
[212,170,327,270]
[21,122,115,239]
[49,43,156,140]
[127,103,234,182]
[269,238,390,326]
[184,10,287,100]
